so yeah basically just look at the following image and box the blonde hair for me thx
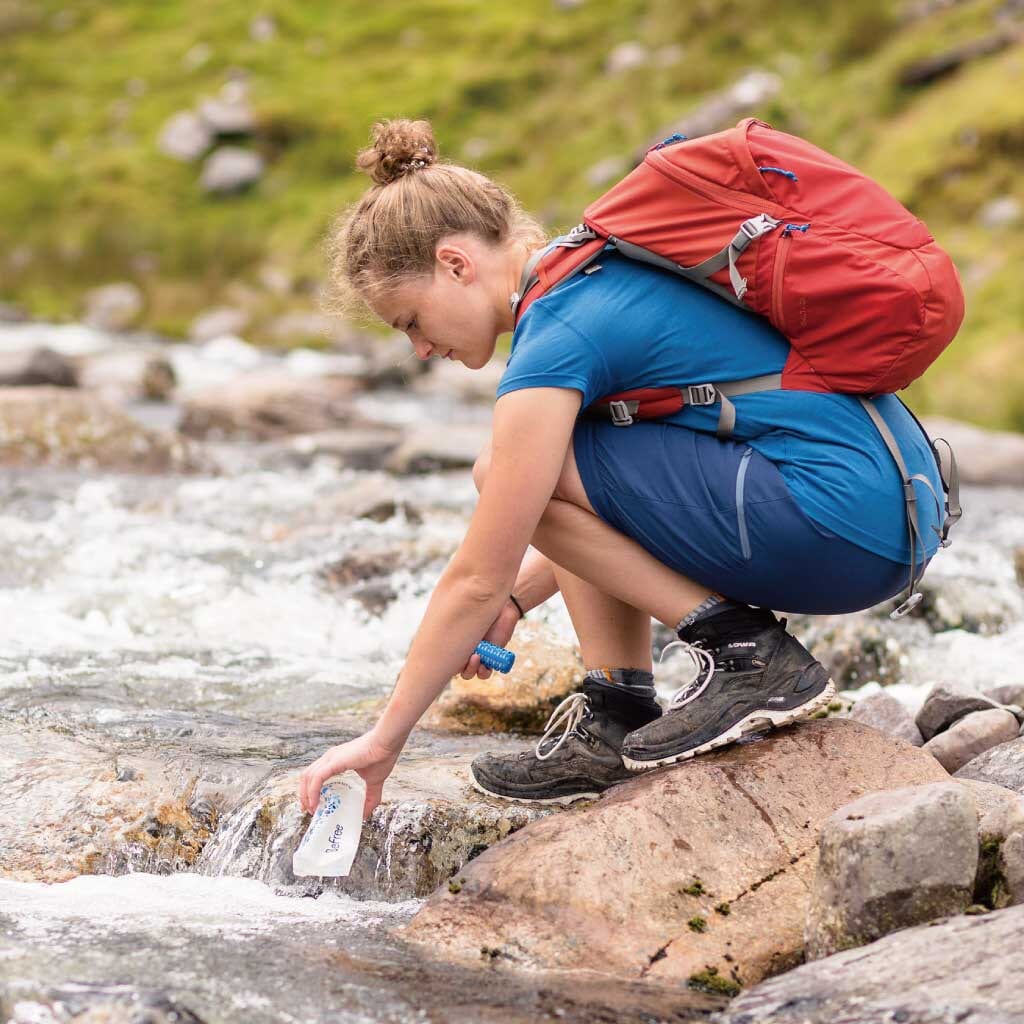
[324,118,548,323]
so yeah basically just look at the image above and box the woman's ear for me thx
[436,243,474,284]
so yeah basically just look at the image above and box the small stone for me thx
[82,282,143,332]
[605,41,650,74]
[585,155,628,187]
[924,709,1021,774]
[249,14,277,42]
[461,137,492,161]
[955,735,1024,797]
[158,110,213,162]
[848,691,924,746]
[0,347,77,388]
[199,147,264,194]
[198,92,256,135]
[978,195,1021,229]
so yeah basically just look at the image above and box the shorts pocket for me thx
[735,447,754,560]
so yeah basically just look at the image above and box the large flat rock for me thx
[719,903,1024,1023]
[402,719,948,993]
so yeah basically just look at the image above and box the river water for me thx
[2,324,1023,1022]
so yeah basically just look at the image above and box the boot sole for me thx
[621,678,837,772]
[469,771,602,806]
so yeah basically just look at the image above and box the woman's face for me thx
[368,234,518,370]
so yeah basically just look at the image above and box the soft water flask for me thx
[292,772,366,877]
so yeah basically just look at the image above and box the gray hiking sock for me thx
[673,594,743,634]
[584,666,656,699]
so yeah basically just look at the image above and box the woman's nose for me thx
[411,338,434,361]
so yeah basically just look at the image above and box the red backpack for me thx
[510,118,963,616]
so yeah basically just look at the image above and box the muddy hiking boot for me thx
[469,679,661,805]
[621,606,835,771]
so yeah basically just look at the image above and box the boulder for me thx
[402,719,948,991]
[956,735,1024,796]
[921,416,1024,486]
[198,94,256,136]
[846,690,923,746]
[986,682,1024,707]
[424,620,584,734]
[157,110,212,162]
[82,282,143,331]
[917,570,1024,634]
[179,372,361,439]
[958,778,1024,908]
[199,146,263,194]
[923,708,1021,773]
[796,609,913,689]
[0,387,202,473]
[412,357,506,403]
[268,427,404,471]
[915,680,1004,741]
[804,781,978,959]
[718,904,1024,1024]
[386,422,490,474]
[0,347,77,388]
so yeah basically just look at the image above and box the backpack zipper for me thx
[771,230,793,334]
[735,447,754,560]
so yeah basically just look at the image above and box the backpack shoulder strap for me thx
[510,226,602,321]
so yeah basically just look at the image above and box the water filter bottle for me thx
[292,772,366,877]
[475,640,515,673]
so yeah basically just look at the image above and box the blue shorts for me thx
[572,418,920,615]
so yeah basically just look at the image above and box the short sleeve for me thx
[496,302,613,408]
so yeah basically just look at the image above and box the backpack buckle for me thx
[687,383,718,406]
[608,400,634,426]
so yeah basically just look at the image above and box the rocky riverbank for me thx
[3,320,1024,1022]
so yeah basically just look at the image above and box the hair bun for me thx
[356,118,438,185]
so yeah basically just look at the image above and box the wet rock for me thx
[0,387,203,473]
[82,282,143,332]
[403,720,948,989]
[179,372,361,439]
[923,708,1021,773]
[425,621,584,734]
[958,779,1024,908]
[0,347,78,388]
[321,541,429,588]
[915,680,1006,741]
[386,422,490,474]
[797,609,911,689]
[264,427,404,471]
[188,305,250,343]
[804,781,978,959]
[846,690,923,746]
[718,903,1024,1024]
[642,70,782,152]
[199,146,264,194]
[917,570,1024,633]
[75,346,176,402]
[2,985,208,1024]
[956,735,1024,796]
[197,745,551,900]
[921,416,1024,486]
[157,109,213,162]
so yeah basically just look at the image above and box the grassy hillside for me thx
[1,0,1022,426]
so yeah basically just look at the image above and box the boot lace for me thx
[658,639,717,710]
[535,691,590,761]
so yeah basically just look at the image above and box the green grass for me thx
[1,0,1021,425]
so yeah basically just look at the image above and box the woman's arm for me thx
[298,387,582,815]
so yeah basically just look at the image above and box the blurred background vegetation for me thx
[0,0,1021,426]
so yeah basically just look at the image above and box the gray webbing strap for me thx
[932,436,962,540]
[713,374,784,438]
[682,213,781,301]
[510,226,599,318]
[859,397,927,618]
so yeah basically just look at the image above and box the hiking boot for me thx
[621,606,834,770]
[469,679,661,805]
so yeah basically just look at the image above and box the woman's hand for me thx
[297,729,403,820]
[459,599,522,680]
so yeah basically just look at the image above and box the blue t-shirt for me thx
[496,250,942,564]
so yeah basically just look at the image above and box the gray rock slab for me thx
[386,422,490,474]
[915,681,1003,741]
[922,416,1024,486]
[199,146,263,193]
[720,903,1024,1024]
[804,780,978,959]
[924,708,1021,773]
[956,735,1024,796]
[959,778,1024,908]
[848,690,923,746]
